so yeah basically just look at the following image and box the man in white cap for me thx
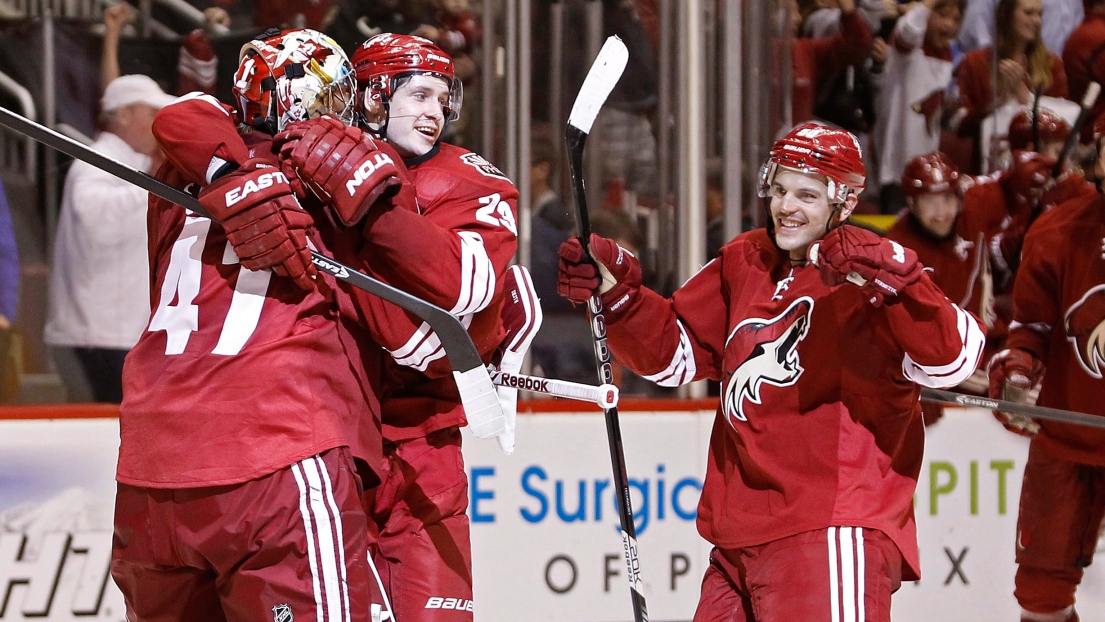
[45,74,176,402]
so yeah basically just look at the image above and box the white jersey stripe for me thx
[840,527,857,622]
[903,305,985,388]
[828,527,841,622]
[314,456,351,622]
[642,321,698,387]
[388,315,473,372]
[291,462,325,621]
[451,232,496,316]
[856,528,866,622]
[292,457,351,621]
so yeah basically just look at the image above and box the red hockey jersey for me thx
[356,143,519,441]
[1007,193,1105,465]
[601,228,985,580]
[119,151,382,488]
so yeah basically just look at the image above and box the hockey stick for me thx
[490,370,619,409]
[0,106,505,437]
[565,36,649,622]
[1052,81,1101,179]
[921,388,1105,430]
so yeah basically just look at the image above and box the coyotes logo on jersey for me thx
[1065,284,1105,379]
[722,297,813,426]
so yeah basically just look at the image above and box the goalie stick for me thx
[565,36,649,622]
[921,388,1105,430]
[0,105,506,437]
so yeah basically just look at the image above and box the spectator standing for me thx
[874,0,964,213]
[952,0,1068,173]
[789,0,875,125]
[1062,0,1105,142]
[985,119,1105,622]
[0,179,20,400]
[44,75,174,403]
[558,123,985,620]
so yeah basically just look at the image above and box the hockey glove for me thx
[198,159,317,290]
[274,115,402,226]
[557,234,642,309]
[987,348,1043,436]
[815,225,923,306]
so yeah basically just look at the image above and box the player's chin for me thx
[773,225,810,252]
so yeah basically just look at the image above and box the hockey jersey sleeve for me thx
[886,273,987,388]
[360,167,519,316]
[602,257,728,387]
[1003,221,1061,360]
[151,92,250,186]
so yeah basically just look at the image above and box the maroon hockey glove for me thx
[987,348,1043,436]
[557,233,642,309]
[274,115,402,226]
[198,159,317,290]
[815,225,923,306]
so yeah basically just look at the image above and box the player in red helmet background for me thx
[558,121,986,620]
[886,152,1008,424]
[113,28,393,621]
[985,103,1105,622]
[274,33,528,621]
[1007,107,1070,159]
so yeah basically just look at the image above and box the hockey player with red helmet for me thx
[985,111,1105,622]
[558,122,986,620]
[113,28,393,621]
[886,152,1006,419]
[272,33,524,621]
[1007,107,1071,159]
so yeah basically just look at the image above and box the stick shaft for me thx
[921,388,1105,429]
[491,371,618,408]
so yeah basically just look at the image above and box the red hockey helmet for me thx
[1002,150,1057,210]
[758,122,866,204]
[1007,107,1070,151]
[351,33,462,128]
[902,152,961,197]
[232,28,356,132]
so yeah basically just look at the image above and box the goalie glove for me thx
[490,265,544,454]
[814,225,923,307]
[987,348,1043,436]
[198,159,317,290]
[557,233,641,312]
[274,115,403,226]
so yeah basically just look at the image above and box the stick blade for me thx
[566,36,629,135]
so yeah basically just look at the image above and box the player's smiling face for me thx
[385,74,450,158]
[768,169,850,261]
[912,191,960,238]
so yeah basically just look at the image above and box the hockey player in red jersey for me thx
[273,33,523,621]
[559,122,986,621]
[985,118,1105,622]
[112,29,395,621]
[886,152,1001,425]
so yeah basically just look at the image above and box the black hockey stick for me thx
[1051,81,1100,179]
[0,105,505,436]
[565,36,649,622]
[921,388,1105,430]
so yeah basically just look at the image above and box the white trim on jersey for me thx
[388,315,474,372]
[642,321,698,387]
[828,526,866,622]
[291,456,352,622]
[449,231,496,316]
[1009,320,1052,335]
[902,305,986,388]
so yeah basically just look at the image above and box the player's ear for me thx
[837,195,858,222]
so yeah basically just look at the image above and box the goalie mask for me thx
[758,122,866,204]
[350,33,462,133]
[232,28,357,133]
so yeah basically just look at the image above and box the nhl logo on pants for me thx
[272,604,293,622]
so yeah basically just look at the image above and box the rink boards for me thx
[0,405,1102,621]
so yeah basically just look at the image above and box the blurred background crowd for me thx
[0,0,1097,405]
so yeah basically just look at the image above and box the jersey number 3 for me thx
[147,215,271,356]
